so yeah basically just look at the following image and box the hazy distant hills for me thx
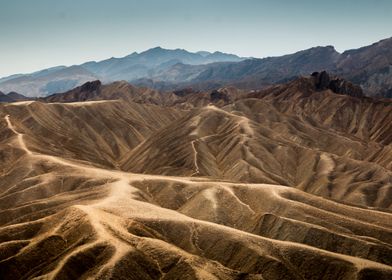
[1,37,392,98]
[142,45,340,90]
[0,48,244,97]
[0,91,29,103]
[135,37,392,98]
[336,37,392,98]
[0,66,99,98]
[82,47,244,82]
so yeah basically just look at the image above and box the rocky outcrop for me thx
[173,88,196,97]
[210,89,230,102]
[0,91,29,103]
[43,80,103,102]
[311,71,364,97]
[79,80,102,92]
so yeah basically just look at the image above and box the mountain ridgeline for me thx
[0,48,244,97]
[0,91,30,103]
[1,37,392,98]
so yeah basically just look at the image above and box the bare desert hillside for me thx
[0,75,391,279]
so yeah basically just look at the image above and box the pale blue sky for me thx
[0,0,391,77]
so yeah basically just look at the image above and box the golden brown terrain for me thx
[0,75,391,279]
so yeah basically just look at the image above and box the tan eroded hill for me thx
[0,77,391,279]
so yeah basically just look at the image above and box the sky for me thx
[0,0,391,77]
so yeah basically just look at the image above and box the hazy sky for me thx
[1,0,391,77]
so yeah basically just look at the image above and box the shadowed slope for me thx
[247,77,392,145]
[121,99,392,209]
[1,100,184,168]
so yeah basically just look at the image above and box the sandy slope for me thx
[122,101,392,209]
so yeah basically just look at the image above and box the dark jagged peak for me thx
[40,80,180,105]
[43,80,103,103]
[7,91,29,101]
[0,91,10,102]
[79,80,102,92]
[0,91,29,102]
[247,72,366,102]
[173,87,196,97]
[311,71,363,97]
[210,89,230,102]
[207,87,246,105]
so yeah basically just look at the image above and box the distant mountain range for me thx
[41,71,364,104]
[1,37,392,98]
[0,91,30,103]
[136,38,392,98]
[0,48,244,97]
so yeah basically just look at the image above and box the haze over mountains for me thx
[0,70,391,279]
[1,37,392,98]
[0,91,29,103]
[0,48,244,98]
